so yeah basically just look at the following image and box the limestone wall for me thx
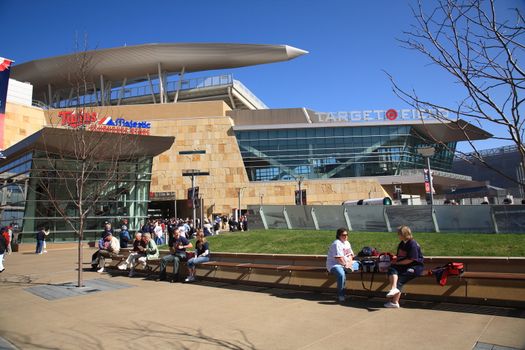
[3,103,46,149]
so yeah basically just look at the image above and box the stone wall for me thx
[4,103,46,149]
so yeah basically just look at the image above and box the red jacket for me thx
[2,230,10,245]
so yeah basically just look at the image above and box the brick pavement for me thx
[0,248,524,350]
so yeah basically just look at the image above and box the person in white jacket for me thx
[326,228,355,303]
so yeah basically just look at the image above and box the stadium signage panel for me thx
[58,110,151,135]
[315,108,449,123]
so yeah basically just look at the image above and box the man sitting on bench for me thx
[93,232,120,273]
[158,228,192,282]
[136,232,159,274]
[118,232,146,276]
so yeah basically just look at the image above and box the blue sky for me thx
[2,0,522,151]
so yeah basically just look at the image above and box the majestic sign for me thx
[58,110,151,135]
[315,108,449,123]
[0,57,14,154]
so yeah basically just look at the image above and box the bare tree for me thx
[388,0,525,187]
[34,41,140,287]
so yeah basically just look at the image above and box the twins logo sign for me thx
[58,110,151,135]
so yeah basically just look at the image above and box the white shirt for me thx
[326,239,353,272]
[154,225,163,238]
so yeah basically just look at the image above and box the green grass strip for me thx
[162,229,525,257]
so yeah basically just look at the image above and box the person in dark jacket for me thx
[35,227,47,254]
[119,225,131,248]
[384,225,424,308]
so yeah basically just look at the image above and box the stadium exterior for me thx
[1,43,491,240]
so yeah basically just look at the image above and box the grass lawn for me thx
[171,229,525,257]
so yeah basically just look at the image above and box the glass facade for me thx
[0,151,153,243]
[235,126,456,181]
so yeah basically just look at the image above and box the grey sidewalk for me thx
[0,248,524,350]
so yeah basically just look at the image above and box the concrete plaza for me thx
[0,247,524,350]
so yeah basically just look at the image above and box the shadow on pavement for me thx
[107,321,257,350]
[187,280,525,319]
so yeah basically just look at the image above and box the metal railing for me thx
[399,169,472,181]
[233,80,268,109]
[49,74,246,108]
[250,204,525,233]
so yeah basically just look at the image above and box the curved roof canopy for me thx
[11,43,308,96]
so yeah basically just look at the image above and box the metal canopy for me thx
[1,127,175,162]
[11,43,308,96]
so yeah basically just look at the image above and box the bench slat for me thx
[462,272,525,281]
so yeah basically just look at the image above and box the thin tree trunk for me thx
[78,221,84,287]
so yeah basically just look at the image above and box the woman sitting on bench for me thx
[384,225,424,308]
[185,229,210,282]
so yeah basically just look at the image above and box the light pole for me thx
[298,176,304,205]
[237,187,246,222]
[417,147,436,205]
[179,149,207,227]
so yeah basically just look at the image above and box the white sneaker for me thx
[118,263,127,270]
[386,288,400,297]
[384,301,400,308]
[184,276,195,282]
[43,250,48,253]
[97,267,105,273]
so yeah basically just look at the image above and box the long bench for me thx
[195,254,525,308]
[103,250,525,307]
[201,260,525,281]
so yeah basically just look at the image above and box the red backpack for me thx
[430,262,464,286]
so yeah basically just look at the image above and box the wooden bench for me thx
[461,271,525,281]
[199,260,525,288]
[201,261,327,274]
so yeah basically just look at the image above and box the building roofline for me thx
[11,43,308,97]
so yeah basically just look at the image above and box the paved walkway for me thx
[1,248,524,350]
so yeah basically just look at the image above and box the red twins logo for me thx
[385,109,398,120]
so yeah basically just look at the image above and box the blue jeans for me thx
[330,265,346,298]
[159,252,186,278]
[187,256,210,269]
[35,240,44,254]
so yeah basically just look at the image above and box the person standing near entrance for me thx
[35,227,47,254]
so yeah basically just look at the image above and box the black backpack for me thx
[357,246,379,258]
[357,246,379,290]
